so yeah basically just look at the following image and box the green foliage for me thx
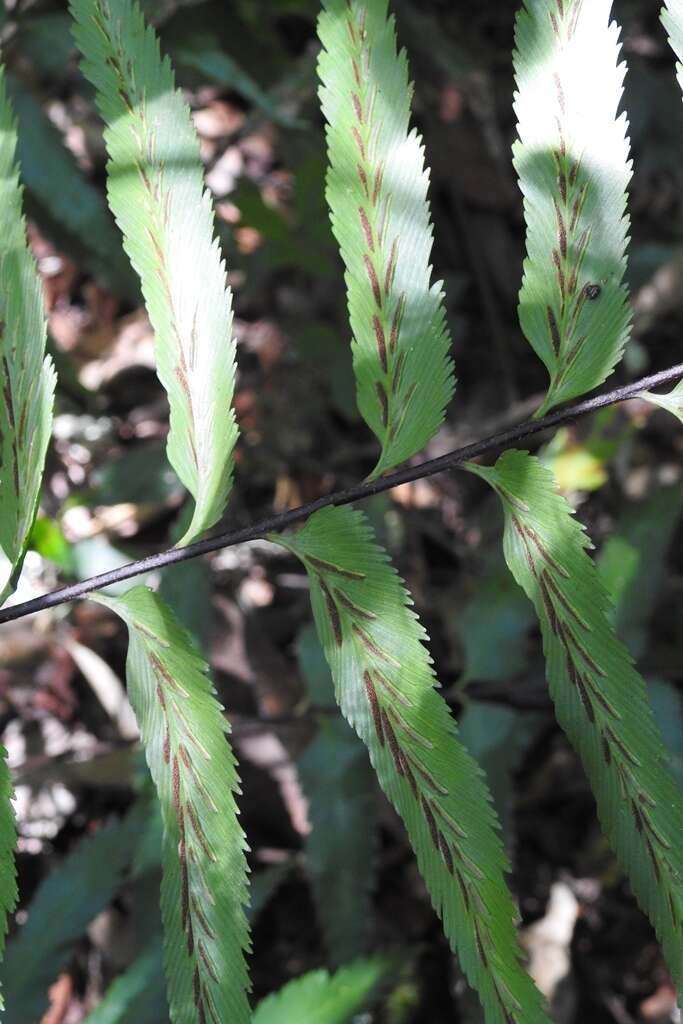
[0,810,141,1024]
[638,378,683,423]
[298,625,377,964]
[275,507,550,1024]
[0,0,682,1018]
[513,0,631,415]
[82,861,290,1024]
[467,450,683,987]
[71,0,238,546]
[252,957,395,1024]
[0,68,55,604]
[92,586,251,1024]
[318,0,454,477]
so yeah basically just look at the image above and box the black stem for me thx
[1,363,681,626]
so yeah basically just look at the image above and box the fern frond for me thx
[318,0,454,478]
[467,450,683,986]
[92,586,251,1024]
[252,957,394,1024]
[0,66,55,604]
[70,0,238,545]
[275,508,550,1024]
[513,0,631,416]
[1,811,138,1024]
[0,748,16,1012]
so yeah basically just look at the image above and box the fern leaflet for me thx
[467,450,683,986]
[252,957,394,1024]
[0,66,55,604]
[92,586,251,1024]
[318,0,454,477]
[71,0,238,545]
[275,507,550,1024]
[514,0,631,415]
[638,379,683,424]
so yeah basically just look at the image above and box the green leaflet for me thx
[513,0,631,416]
[0,748,16,1012]
[318,0,454,477]
[638,379,683,424]
[0,810,139,1024]
[71,0,238,546]
[275,507,550,1024]
[82,863,290,1024]
[252,957,394,1024]
[467,450,683,986]
[0,67,55,604]
[92,586,251,1024]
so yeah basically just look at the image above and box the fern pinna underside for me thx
[93,587,251,1024]
[319,0,454,477]
[514,0,632,417]
[276,508,550,1023]
[502,0,683,988]
[0,67,54,605]
[71,0,238,547]
[273,2,552,1021]
[467,452,683,986]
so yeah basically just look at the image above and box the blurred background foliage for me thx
[0,0,682,1021]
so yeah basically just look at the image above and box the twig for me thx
[1,363,681,625]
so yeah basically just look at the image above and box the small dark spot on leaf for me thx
[584,283,601,301]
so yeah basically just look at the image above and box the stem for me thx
[1,363,681,626]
